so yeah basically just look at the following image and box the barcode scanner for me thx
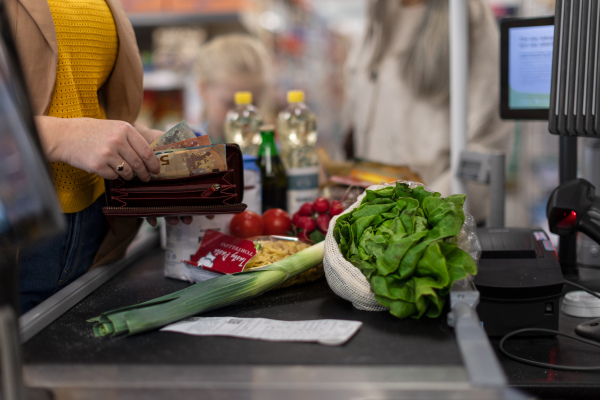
[547,178,600,244]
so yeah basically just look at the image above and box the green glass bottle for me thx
[256,125,288,212]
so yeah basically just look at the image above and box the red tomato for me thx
[229,211,264,238]
[262,208,292,235]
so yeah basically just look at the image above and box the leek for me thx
[89,241,324,337]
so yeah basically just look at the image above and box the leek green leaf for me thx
[90,242,324,337]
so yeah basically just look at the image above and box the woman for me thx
[7,0,164,312]
[344,0,512,223]
[194,33,272,142]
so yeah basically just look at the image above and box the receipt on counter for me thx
[160,317,362,346]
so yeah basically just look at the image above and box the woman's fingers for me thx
[107,124,160,182]
[146,216,193,227]
[47,118,162,181]
[181,216,194,225]
[112,159,133,180]
[146,217,158,227]
[124,129,161,179]
[163,216,194,225]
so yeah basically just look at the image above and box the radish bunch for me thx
[291,197,344,243]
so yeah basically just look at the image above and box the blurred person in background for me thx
[343,0,512,223]
[195,33,272,142]
[7,0,172,313]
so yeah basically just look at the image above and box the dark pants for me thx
[18,196,109,314]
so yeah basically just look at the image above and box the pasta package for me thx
[176,231,323,287]
[245,237,324,289]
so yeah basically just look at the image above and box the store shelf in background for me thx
[120,0,164,13]
[139,70,184,131]
[128,12,240,27]
[122,0,249,26]
[121,0,249,13]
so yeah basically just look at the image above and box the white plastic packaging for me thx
[163,214,233,282]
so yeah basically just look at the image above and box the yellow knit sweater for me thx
[47,0,118,213]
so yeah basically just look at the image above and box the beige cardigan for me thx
[5,0,143,122]
[344,1,513,222]
[6,0,145,267]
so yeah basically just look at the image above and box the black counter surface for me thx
[21,247,600,399]
[22,247,462,367]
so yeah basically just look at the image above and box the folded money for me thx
[152,144,228,180]
[153,135,211,151]
[150,120,197,150]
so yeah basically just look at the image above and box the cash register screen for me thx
[500,17,554,120]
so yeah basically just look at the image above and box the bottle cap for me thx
[287,90,304,103]
[235,91,252,105]
[260,124,275,133]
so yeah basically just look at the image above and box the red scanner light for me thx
[551,209,578,230]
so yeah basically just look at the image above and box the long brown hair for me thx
[365,0,456,103]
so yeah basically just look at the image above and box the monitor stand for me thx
[557,136,578,273]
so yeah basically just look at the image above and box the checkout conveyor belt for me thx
[17,240,528,400]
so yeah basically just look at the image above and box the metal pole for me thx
[450,0,469,198]
[488,153,506,228]
[0,246,25,400]
[0,306,25,400]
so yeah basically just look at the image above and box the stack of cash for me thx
[150,121,227,180]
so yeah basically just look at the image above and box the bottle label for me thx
[243,168,262,215]
[287,166,319,214]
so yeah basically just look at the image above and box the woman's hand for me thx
[146,216,194,227]
[133,121,164,145]
[35,116,161,182]
[131,122,195,227]
[34,116,198,226]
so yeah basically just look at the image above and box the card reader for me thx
[474,228,564,337]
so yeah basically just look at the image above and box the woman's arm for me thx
[34,116,161,182]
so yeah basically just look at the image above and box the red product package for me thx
[183,229,257,274]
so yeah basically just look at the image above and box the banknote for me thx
[150,121,197,150]
[153,135,211,151]
[152,144,228,180]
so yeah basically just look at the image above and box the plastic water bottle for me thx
[224,91,263,156]
[277,90,319,214]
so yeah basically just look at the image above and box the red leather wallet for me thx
[103,143,247,218]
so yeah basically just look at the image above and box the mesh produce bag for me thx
[323,181,481,312]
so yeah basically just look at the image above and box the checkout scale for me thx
[2,1,600,400]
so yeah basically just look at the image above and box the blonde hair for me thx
[195,33,270,86]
